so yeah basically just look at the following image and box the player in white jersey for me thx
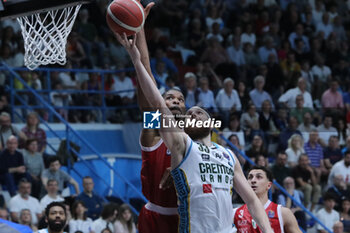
[38,202,67,233]
[116,33,275,233]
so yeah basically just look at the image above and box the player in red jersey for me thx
[131,2,183,233]
[234,166,302,233]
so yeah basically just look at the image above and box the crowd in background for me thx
[1,0,350,232]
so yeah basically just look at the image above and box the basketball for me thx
[106,0,145,36]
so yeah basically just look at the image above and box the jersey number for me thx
[198,144,209,153]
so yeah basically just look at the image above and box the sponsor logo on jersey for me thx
[223,152,230,160]
[143,110,161,129]
[238,209,244,218]
[201,153,210,161]
[202,184,212,193]
[252,219,257,229]
[215,152,222,160]
[268,210,275,218]
[237,220,248,226]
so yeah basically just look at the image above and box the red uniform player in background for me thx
[234,166,302,233]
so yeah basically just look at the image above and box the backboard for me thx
[0,0,92,20]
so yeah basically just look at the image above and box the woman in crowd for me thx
[340,198,350,233]
[22,138,44,198]
[114,204,136,233]
[21,112,46,153]
[69,200,94,233]
[19,209,38,233]
[285,134,304,168]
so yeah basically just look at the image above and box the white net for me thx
[16,4,82,70]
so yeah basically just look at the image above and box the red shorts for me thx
[138,205,179,233]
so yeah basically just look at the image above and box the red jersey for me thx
[140,138,178,208]
[233,200,284,233]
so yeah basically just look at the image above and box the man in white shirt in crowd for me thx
[9,178,42,225]
[40,179,64,213]
[315,192,339,233]
[216,77,241,127]
[249,75,275,110]
[327,151,350,187]
[197,77,217,113]
[112,68,135,105]
[316,13,334,39]
[226,36,246,67]
[278,77,313,109]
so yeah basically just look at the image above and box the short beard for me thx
[48,218,66,232]
[184,125,211,141]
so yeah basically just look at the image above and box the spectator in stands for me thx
[91,203,119,233]
[40,179,64,213]
[333,16,347,42]
[337,119,346,147]
[258,36,278,64]
[316,13,334,39]
[19,209,38,232]
[245,135,267,163]
[317,115,337,133]
[327,151,350,188]
[111,68,135,106]
[0,112,27,150]
[271,152,291,185]
[41,156,80,195]
[304,130,326,183]
[9,178,41,224]
[255,154,267,167]
[292,154,322,212]
[327,175,350,211]
[197,77,217,113]
[280,52,301,83]
[324,136,343,169]
[223,114,242,133]
[215,77,241,127]
[153,60,169,84]
[69,200,94,233]
[290,94,313,124]
[66,32,89,68]
[286,134,305,168]
[201,37,230,68]
[76,176,104,220]
[226,36,245,67]
[297,112,316,132]
[311,54,331,98]
[274,107,289,131]
[300,61,314,93]
[340,198,350,232]
[50,83,71,121]
[0,95,10,116]
[150,47,178,75]
[241,24,256,46]
[249,75,274,110]
[278,116,302,151]
[0,135,29,196]
[21,112,47,154]
[188,18,206,56]
[114,203,136,233]
[288,24,310,52]
[278,77,314,109]
[0,207,9,220]
[207,22,224,43]
[81,73,102,122]
[277,176,307,231]
[22,138,44,198]
[321,79,344,111]
[181,72,199,108]
[341,136,350,155]
[240,104,263,141]
[316,192,340,233]
[333,221,344,233]
[237,81,250,110]
[265,53,285,93]
[259,100,278,143]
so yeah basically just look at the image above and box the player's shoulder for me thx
[280,205,294,219]
[140,129,163,150]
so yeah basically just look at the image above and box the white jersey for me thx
[171,136,236,233]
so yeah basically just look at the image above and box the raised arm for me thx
[232,154,274,233]
[116,33,187,168]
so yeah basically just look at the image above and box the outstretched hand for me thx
[114,33,140,63]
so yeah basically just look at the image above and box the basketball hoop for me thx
[16,4,82,70]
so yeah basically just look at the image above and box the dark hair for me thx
[25,138,38,149]
[162,88,183,98]
[45,202,66,218]
[71,200,87,220]
[48,156,60,166]
[47,179,58,186]
[101,203,119,220]
[118,204,134,232]
[248,166,274,182]
[19,178,31,186]
[83,176,93,181]
[323,192,337,202]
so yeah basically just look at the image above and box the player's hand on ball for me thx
[115,33,141,62]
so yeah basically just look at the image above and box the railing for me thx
[1,62,147,214]
[214,129,333,233]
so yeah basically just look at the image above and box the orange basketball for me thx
[106,0,145,36]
